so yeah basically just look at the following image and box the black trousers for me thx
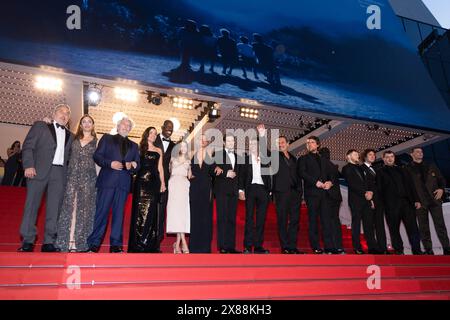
[373,200,387,252]
[305,194,334,250]
[349,202,378,251]
[244,184,269,248]
[328,200,343,250]
[215,192,238,250]
[385,198,421,252]
[274,190,301,250]
[416,205,450,251]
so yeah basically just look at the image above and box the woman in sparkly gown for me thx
[128,127,166,253]
[56,115,97,252]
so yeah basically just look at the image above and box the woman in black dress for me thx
[128,127,166,253]
[1,141,21,186]
[189,134,215,253]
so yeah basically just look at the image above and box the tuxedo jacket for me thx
[154,135,176,186]
[272,151,302,194]
[94,134,140,191]
[22,121,73,181]
[212,149,244,196]
[342,163,372,209]
[297,152,335,199]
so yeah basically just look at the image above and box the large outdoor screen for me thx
[1,0,449,132]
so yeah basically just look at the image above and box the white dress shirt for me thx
[225,148,235,169]
[251,153,264,185]
[160,133,170,153]
[52,121,66,165]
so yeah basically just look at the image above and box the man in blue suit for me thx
[87,117,140,253]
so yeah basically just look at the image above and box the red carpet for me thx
[1,186,450,300]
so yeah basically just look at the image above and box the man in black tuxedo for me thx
[406,147,450,255]
[239,125,272,254]
[154,120,176,252]
[377,151,423,255]
[298,136,335,254]
[272,136,303,254]
[213,133,244,253]
[361,149,388,254]
[19,104,74,252]
[319,148,345,254]
[342,150,379,254]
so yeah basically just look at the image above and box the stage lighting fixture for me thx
[240,106,259,119]
[86,86,102,106]
[146,91,163,105]
[208,102,220,121]
[114,87,138,102]
[35,75,63,92]
[173,97,194,109]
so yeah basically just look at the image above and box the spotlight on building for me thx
[114,87,138,102]
[173,97,194,109]
[35,75,63,92]
[207,101,220,122]
[146,91,163,105]
[239,106,259,119]
[86,85,102,107]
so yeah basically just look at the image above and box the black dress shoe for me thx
[425,249,435,255]
[110,246,124,253]
[324,249,335,255]
[354,249,365,255]
[313,249,324,254]
[380,250,390,255]
[443,248,450,256]
[41,244,61,252]
[86,245,100,253]
[368,249,381,255]
[289,248,305,254]
[243,247,252,254]
[394,250,404,255]
[219,248,229,254]
[334,248,346,255]
[254,247,270,254]
[281,248,291,254]
[412,250,425,255]
[18,243,34,252]
[227,248,242,254]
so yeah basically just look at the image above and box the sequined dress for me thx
[56,138,97,252]
[128,151,161,253]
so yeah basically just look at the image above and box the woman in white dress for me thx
[166,141,192,253]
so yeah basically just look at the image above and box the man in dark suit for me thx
[272,135,303,254]
[154,120,176,252]
[361,149,389,254]
[319,148,345,254]
[19,104,74,252]
[342,149,379,254]
[298,136,335,254]
[239,125,272,254]
[213,133,244,253]
[87,117,140,253]
[377,151,423,255]
[406,147,450,255]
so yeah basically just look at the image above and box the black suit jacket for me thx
[342,163,371,209]
[272,151,302,194]
[154,134,176,185]
[405,161,446,207]
[239,153,272,192]
[360,164,381,203]
[377,165,419,210]
[326,162,342,203]
[297,152,334,199]
[212,149,244,196]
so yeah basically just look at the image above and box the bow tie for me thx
[162,137,171,142]
[55,123,65,130]
[227,150,234,154]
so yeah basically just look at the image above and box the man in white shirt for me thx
[239,125,272,254]
[19,104,74,252]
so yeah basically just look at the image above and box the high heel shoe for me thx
[181,244,189,254]
[173,242,181,254]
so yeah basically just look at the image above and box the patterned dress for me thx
[56,138,97,252]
